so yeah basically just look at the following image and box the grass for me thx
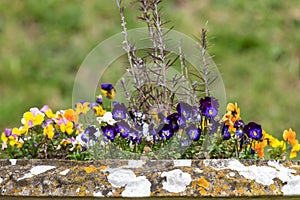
[0,0,299,142]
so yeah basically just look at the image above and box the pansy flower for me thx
[112,102,128,120]
[243,122,262,141]
[227,102,240,118]
[1,128,23,149]
[199,96,219,118]
[97,112,116,125]
[76,125,100,147]
[74,100,90,115]
[222,124,231,140]
[96,95,103,105]
[43,123,55,140]
[1,129,11,145]
[158,124,174,140]
[148,123,160,142]
[222,103,241,130]
[100,83,116,99]
[186,124,201,141]
[290,144,300,158]
[63,109,78,123]
[192,106,202,122]
[254,141,266,158]
[60,137,76,146]
[166,113,180,131]
[58,118,74,135]
[91,102,106,117]
[176,102,193,121]
[76,132,89,148]
[128,128,141,143]
[101,125,116,142]
[180,140,191,147]
[264,131,281,148]
[129,111,145,126]
[235,129,244,138]
[21,107,45,130]
[209,119,220,135]
[85,125,100,141]
[234,120,245,138]
[283,128,298,147]
[116,120,130,138]
[234,120,245,129]
[283,128,299,159]
[40,105,56,118]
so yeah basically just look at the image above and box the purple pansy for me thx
[84,125,100,141]
[234,120,245,138]
[96,95,103,105]
[176,102,193,121]
[129,110,145,127]
[148,123,161,142]
[101,125,117,142]
[199,96,219,118]
[180,140,191,147]
[166,113,180,131]
[116,120,130,138]
[186,124,201,141]
[235,129,244,138]
[80,133,89,143]
[234,120,245,129]
[128,128,141,144]
[243,122,262,141]
[222,124,231,140]
[112,102,128,120]
[158,124,174,140]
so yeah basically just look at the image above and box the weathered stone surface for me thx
[0,159,300,198]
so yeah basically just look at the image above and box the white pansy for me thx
[75,133,87,147]
[142,123,152,141]
[97,112,116,125]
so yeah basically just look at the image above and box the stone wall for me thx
[0,159,300,198]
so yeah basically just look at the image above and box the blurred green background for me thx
[0,0,300,140]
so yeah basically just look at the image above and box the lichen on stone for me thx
[161,169,192,193]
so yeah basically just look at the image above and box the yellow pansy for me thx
[8,136,17,147]
[12,127,21,136]
[41,105,56,118]
[100,83,116,99]
[1,132,8,143]
[290,144,300,159]
[93,105,106,117]
[264,131,283,149]
[75,101,90,115]
[60,121,74,135]
[43,124,55,140]
[19,126,28,135]
[290,151,297,159]
[1,128,23,149]
[21,108,45,128]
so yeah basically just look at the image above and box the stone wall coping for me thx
[1,159,300,198]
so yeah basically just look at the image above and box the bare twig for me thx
[200,26,210,96]
[152,0,167,104]
[115,0,139,87]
